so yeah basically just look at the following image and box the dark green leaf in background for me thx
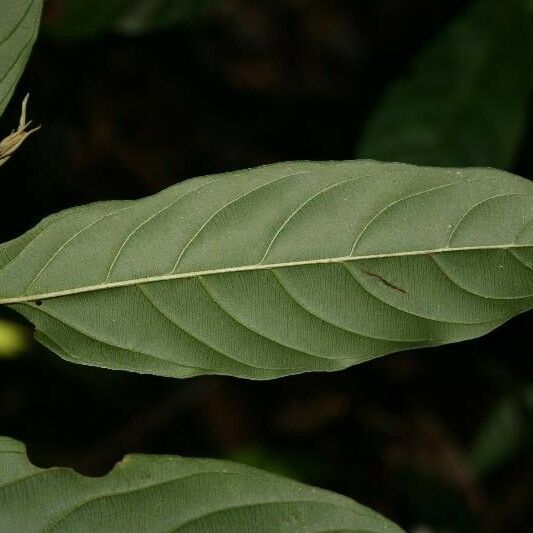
[44,0,130,39]
[358,0,532,169]
[0,436,403,532]
[0,161,532,380]
[117,0,218,35]
[45,0,217,39]
[468,386,533,477]
[0,0,43,117]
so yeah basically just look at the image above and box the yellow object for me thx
[0,320,28,359]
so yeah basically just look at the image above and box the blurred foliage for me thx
[44,0,130,39]
[468,386,533,477]
[118,0,218,34]
[358,0,532,168]
[44,0,217,39]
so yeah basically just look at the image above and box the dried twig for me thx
[0,95,40,168]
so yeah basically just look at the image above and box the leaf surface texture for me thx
[0,161,532,379]
[0,437,403,532]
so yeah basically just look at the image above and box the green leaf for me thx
[468,387,533,477]
[45,0,215,39]
[0,0,44,118]
[0,436,403,532]
[358,0,532,169]
[0,160,532,380]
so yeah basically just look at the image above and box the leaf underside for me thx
[0,160,532,380]
[358,0,532,169]
[0,437,402,532]
[0,0,43,118]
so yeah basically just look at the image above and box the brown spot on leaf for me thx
[362,270,407,294]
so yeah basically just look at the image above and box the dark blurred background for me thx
[1,1,532,532]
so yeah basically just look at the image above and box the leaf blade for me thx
[0,0,43,118]
[0,436,403,532]
[0,161,532,379]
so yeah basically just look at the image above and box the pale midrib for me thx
[0,243,531,305]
